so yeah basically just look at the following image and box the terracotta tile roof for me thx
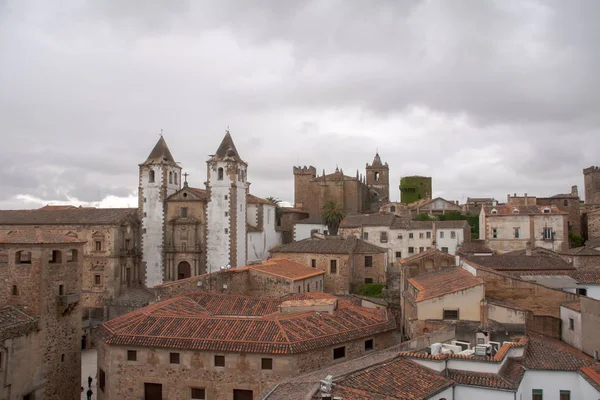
[183,187,207,200]
[390,219,434,230]
[436,220,470,229]
[398,248,456,265]
[458,240,493,254]
[408,268,483,302]
[463,254,574,271]
[248,258,324,280]
[562,246,600,256]
[570,269,600,284]
[0,305,36,332]
[340,213,396,228]
[0,230,86,244]
[483,205,567,215]
[521,333,594,371]
[580,365,600,392]
[247,194,274,205]
[0,207,137,225]
[270,236,385,255]
[586,238,600,249]
[486,297,527,311]
[331,357,453,400]
[99,292,396,354]
[448,359,525,390]
[561,301,581,312]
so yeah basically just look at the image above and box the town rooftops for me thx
[463,253,574,272]
[0,207,137,226]
[561,301,581,312]
[247,194,274,205]
[0,305,37,334]
[483,204,567,215]
[398,247,456,265]
[522,333,594,371]
[339,213,396,228]
[570,269,600,285]
[408,268,483,302]
[270,236,386,255]
[246,258,324,281]
[458,240,494,255]
[98,292,395,354]
[447,358,525,391]
[561,246,600,256]
[167,186,207,201]
[0,230,86,245]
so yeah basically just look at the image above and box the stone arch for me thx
[15,250,31,264]
[149,169,155,183]
[218,167,224,180]
[390,206,396,212]
[177,261,191,280]
[169,171,173,184]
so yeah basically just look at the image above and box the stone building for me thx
[479,204,568,253]
[399,175,431,205]
[0,230,84,400]
[0,206,141,334]
[292,153,389,219]
[465,197,497,215]
[339,213,471,262]
[584,165,600,205]
[140,132,281,286]
[409,196,462,217]
[270,237,387,293]
[96,292,396,400]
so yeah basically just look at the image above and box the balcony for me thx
[57,293,80,314]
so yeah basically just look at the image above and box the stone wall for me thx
[584,166,600,205]
[0,325,43,400]
[154,269,251,301]
[537,196,581,236]
[526,314,561,339]
[587,210,600,240]
[581,296,600,358]
[97,331,394,400]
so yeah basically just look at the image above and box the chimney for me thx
[526,241,532,256]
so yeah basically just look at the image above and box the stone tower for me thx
[206,131,248,272]
[366,152,390,206]
[584,166,600,204]
[293,165,317,209]
[138,136,181,287]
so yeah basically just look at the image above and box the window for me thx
[398,234,403,240]
[15,250,31,264]
[577,288,588,296]
[218,167,224,180]
[363,232,369,240]
[443,309,459,320]
[170,352,180,364]
[261,358,273,370]
[441,247,449,253]
[181,207,188,218]
[426,231,431,239]
[374,172,380,181]
[514,227,520,239]
[543,228,553,240]
[365,278,373,284]
[492,228,498,239]
[330,260,337,274]
[94,274,101,286]
[439,231,444,239]
[365,256,372,267]
[419,247,424,253]
[214,355,225,367]
[149,170,155,183]
[543,208,550,214]
[559,391,570,400]
[95,241,102,251]
[450,231,456,239]
[395,251,402,258]
[532,389,543,400]
[224,228,228,234]
[11,285,17,296]
[224,195,228,200]
[333,346,346,359]
[174,173,178,184]
[390,206,396,212]
[225,211,228,217]
[364,339,374,351]
[409,233,414,239]
[233,389,253,400]
[307,283,310,292]
[144,383,162,400]
[569,318,574,330]
[49,250,62,263]
[408,247,414,254]
[191,388,206,399]
[169,171,173,184]
[311,259,316,268]
[380,232,387,242]
[99,368,105,392]
[298,286,300,293]
[127,350,137,361]
[61,353,65,362]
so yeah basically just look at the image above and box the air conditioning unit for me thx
[430,343,442,356]
[222,284,228,289]
[441,348,453,355]
[451,340,471,351]
[476,331,489,345]
[474,345,488,356]
[442,344,463,354]
[320,375,333,394]
[489,341,501,355]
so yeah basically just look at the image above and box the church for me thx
[138,131,281,287]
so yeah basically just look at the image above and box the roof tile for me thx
[408,268,483,302]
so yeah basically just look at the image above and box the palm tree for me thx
[265,196,283,226]
[321,201,345,236]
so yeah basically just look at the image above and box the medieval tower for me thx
[584,166,600,205]
[366,152,390,207]
[206,131,248,272]
[139,136,181,287]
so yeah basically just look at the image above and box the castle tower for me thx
[584,166,600,204]
[206,131,248,272]
[138,136,181,287]
[366,152,390,205]
[293,165,317,209]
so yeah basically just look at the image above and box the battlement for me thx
[583,166,600,175]
[293,166,317,176]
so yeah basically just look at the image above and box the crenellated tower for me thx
[138,136,181,287]
[584,166,600,205]
[293,165,317,209]
[206,131,248,272]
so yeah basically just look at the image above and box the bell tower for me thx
[206,130,248,272]
[366,152,390,207]
[138,135,181,287]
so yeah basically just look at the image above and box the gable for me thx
[166,187,207,202]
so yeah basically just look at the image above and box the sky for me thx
[1,0,599,209]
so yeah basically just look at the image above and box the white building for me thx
[293,216,328,241]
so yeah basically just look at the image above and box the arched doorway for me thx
[177,261,191,280]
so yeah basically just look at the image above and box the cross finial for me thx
[160,128,163,137]
[183,172,189,183]
[226,125,230,134]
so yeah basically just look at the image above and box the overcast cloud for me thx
[1,0,599,209]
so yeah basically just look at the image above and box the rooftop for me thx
[270,236,386,255]
[561,246,600,256]
[0,230,86,244]
[210,131,245,164]
[483,205,567,215]
[0,207,137,226]
[247,258,324,281]
[458,240,494,254]
[99,292,395,354]
[561,301,581,312]
[0,305,36,334]
[398,247,456,265]
[521,333,594,371]
[570,269,600,284]
[142,136,177,166]
[580,365,600,393]
[463,254,574,272]
[520,275,580,289]
[339,213,396,228]
[447,358,525,390]
[247,194,274,205]
[408,268,483,302]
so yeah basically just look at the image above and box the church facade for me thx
[139,132,281,287]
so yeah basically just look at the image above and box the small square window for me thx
[439,231,445,239]
[191,388,206,399]
[559,390,570,400]
[224,228,228,234]
[365,278,373,284]
[380,232,387,242]
[364,256,372,267]
[214,355,225,367]
[95,241,102,251]
[363,232,368,240]
[224,195,228,200]
[94,274,101,286]
[261,358,273,370]
[170,352,180,364]
[419,247,424,253]
[443,309,459,320]
[408,233,413,239]
[532,389,543,400]
[419,232,424,239]
[451,231,456,239]
[397,234,403,240]
[225,211,228,217]
[426,231,431,239]
[365,339,374,351]
[408,247,414,254]
[127,350,137,361]
[395,251,402,258]
[333,346,346,360]
[311,259,316,268]
[441,247,449,253]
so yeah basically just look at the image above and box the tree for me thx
[265,196,283,226]
[569,232,584,248]
[415,213,435,221]
[321,200,345,236]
